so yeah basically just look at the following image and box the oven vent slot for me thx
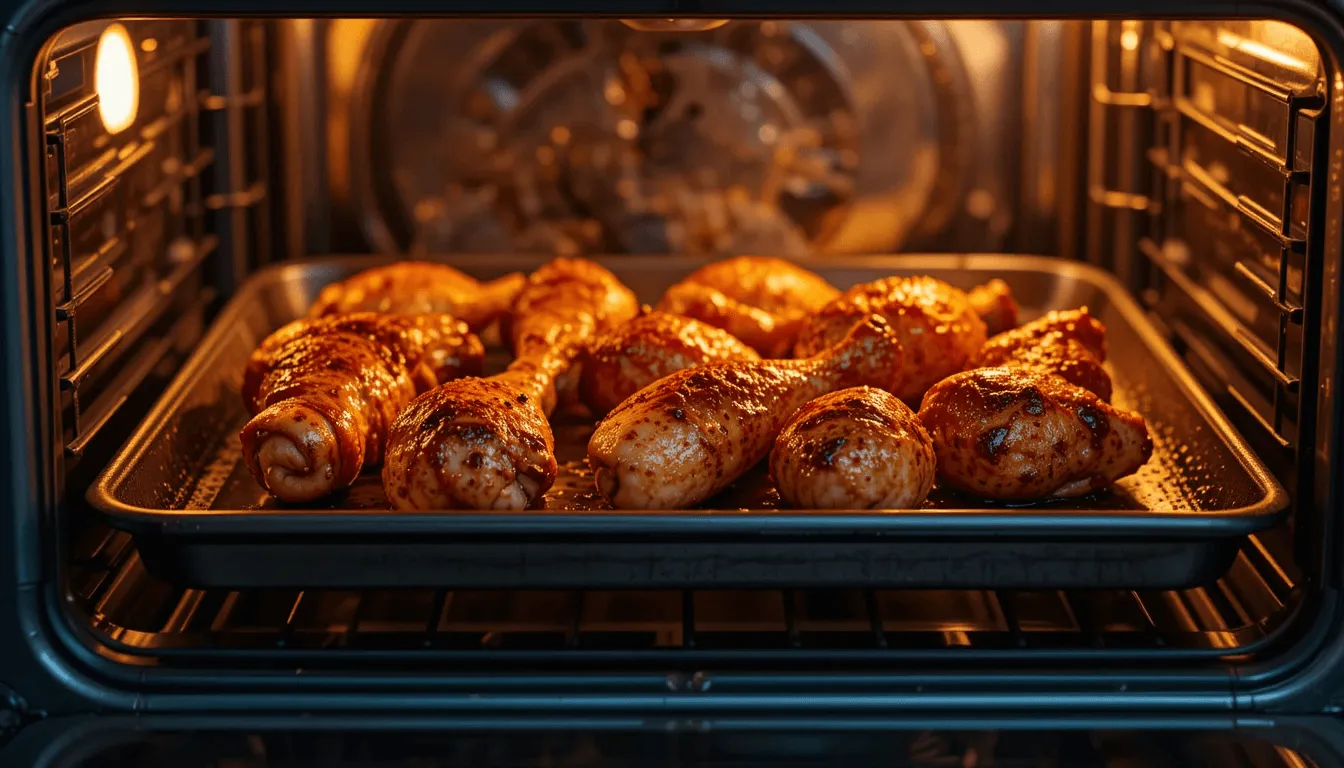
[43,21,220,459]
[1089,20,1327,502]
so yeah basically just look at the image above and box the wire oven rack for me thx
[73,525,1300,663]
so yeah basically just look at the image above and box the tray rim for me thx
[88,253,1290,540]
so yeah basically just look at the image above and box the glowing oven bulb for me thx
[95,23,139,135]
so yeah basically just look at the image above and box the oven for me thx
[2,1,1344,751]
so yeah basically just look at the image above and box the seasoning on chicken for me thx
[383,258,639,511]
[308,261,526,333]
[240,313,484,503]
[967,278,1020,336]
[794,275,988,403]
[987,307,1107,360]
[979,336,1112,401]
[503,257,641,362]
[977,307,1111,400]
[771,386,935,509]
[579,310,760,416]
[657,255,839,357]
[588,315,903,510]
[917,366,1152,501]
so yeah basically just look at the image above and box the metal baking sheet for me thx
[89,254,1289,590]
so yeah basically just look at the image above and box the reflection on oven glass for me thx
[59,728,1318,767]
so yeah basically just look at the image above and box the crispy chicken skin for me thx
[308,261,526,333]
[243,313,483,402]
[658,283,793,358]
[794,275,988,403]
[917,367,1152,501]
[240,313,484,502]
[383,258,639,511]
[967,279,1020,336]
[380,377,557,511]
[977,308,1112,400]
[504,257,640,361]
[579,311,760,416]
[657,256,839,357]
[588,315,903,509]
[979,335,1112,401]
[989,308,1107,360]
[771,386,935,509]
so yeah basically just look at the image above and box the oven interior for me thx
[24,16,1341,696]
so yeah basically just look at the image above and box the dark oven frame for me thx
[2,0,1344,724]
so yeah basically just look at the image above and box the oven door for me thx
[5,716,1344,767]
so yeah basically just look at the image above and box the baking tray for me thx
[89,254,1289,590]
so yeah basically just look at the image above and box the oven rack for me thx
[43,20,271,463]
[1089,19,1328,518]
[1146,23,1323,475]
[44,20,215,460]
[72,528,1300,664]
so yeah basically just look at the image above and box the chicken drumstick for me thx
[382,258,639,511]
[588,315,903,509]
[771,386,936,509]
[917,366,1152,501]
[967,278,1020,336]
[976,308,1111,400]
[657,256,839,358]
[240,313,484,502]
[579,311,760,416]
[309,261,526,333]
[794,275,989,403]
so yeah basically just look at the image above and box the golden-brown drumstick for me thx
[979,336,1112,401]
[917,366,1152,501]
[378,375,558,511]
[794,275,988,403]
[309,261,526,333]
[588,315,902,510]
[657,256,839,357]
[503,258,641,360]
[976,308,1111,400]
[770,387,936,509]
[967,279,1020,336]
[579,311,760,416]
[987,308,1107,360]
[240,313,484,503]
[383,258,639,511]
[243,313,483,402]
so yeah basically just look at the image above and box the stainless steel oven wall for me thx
[277,19,1049,260]
[1085,20,1333,582]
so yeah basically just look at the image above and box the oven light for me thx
[95,23,139,135]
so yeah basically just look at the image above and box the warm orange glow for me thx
[619,19,729,32]
[1217,25,1312,72]
[95,24,139,134]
